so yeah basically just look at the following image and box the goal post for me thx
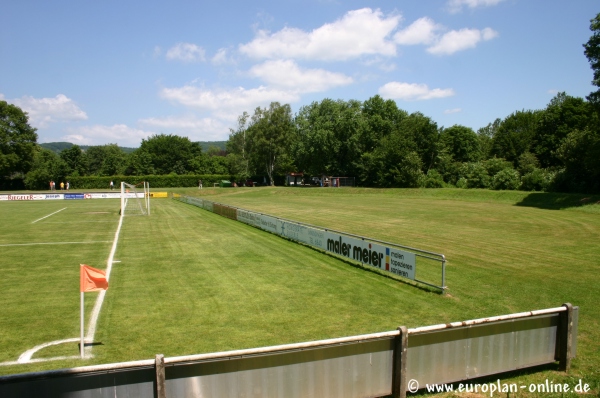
[120,181,150,216]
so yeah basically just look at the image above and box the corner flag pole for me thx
[80,284,85,358]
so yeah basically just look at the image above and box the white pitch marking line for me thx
[8,209,126,363]
[31,207,67,224]
[17,338,80,363]
[84,208,124,358]
[0,241,112,247]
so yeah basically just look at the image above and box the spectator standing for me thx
[60,182,64,190]
[110,180,114,191]
[66,181,70,190]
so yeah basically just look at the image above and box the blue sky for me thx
[1,0,597,147]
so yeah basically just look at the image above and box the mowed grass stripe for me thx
[91,198,441,365]
[0,200,120,368]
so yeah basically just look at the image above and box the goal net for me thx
[120,181,150,216]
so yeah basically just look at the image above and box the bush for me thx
[491,168,521,190]
[421,169,445,188]
[456,177,468,189]
[484,157,513,176]
[521,168,555,191]
[458,162,490,188]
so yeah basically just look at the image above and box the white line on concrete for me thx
[0,241,112,247]
[31,207,67,224]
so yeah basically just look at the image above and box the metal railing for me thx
[0,304,578,398]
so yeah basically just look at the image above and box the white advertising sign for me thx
[237,209,262,228]
[88,193,121,199]
[386,248,416,280]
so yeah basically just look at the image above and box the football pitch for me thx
[0,188,599,392]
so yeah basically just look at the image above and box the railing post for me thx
[155,354,166,398]
[392,326,408,398]
[558,303,573,371]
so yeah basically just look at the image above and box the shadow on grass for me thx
[515,192,600,210]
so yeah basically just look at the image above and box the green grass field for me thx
[0,187,598,395]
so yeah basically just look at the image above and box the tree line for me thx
[225,91,599,193]
[2,13,599,193]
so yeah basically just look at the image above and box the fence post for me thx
[155,354,166,398]
[558,303,573,371]
[392,326,408,398]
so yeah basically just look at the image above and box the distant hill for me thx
[40,141,228,154]
[40,142,137,154]
[197,141,227,152]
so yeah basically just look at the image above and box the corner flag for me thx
[80,264,108,358]
[80,264,109,292]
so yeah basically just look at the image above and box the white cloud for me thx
[444,108,462,114]
[379,82,455,101]
[166,43,206,62]
[211,48,235,65]
[160,85,299,121]
[248,60,353,93]
[239,8,400,61]
[447,0,505,13]
[9,94,87,128]
[139,115,229,140]
[64,124,153,147]
[427,27,498,55]
[394,17,442,45]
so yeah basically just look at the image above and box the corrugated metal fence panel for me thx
[164,339,394,398]
[0,367,155,398]
[406,314,559,386]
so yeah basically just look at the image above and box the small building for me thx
[285,172,304,186]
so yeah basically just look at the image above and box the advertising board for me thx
[190,198,418,281]
[65,194,85,200]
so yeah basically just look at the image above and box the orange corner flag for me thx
[80,264,109,292]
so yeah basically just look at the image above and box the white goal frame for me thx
[120,181,150,216]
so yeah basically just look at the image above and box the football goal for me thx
[120,181,150,216]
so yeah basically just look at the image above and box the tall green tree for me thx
[399,112,439,172]
[477,118,501,160]
[85,144,127,176]
[490,110,540,164]
[226,112,252,178]
[0,101,38,178]
[139,134,203,175]
[533,93,590,168]
[24,148,68,189]
[60,144,88,176]
[584,12,600,107]
[247,102,294,185]
[439,125,480,163]
[294,98,363,177]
